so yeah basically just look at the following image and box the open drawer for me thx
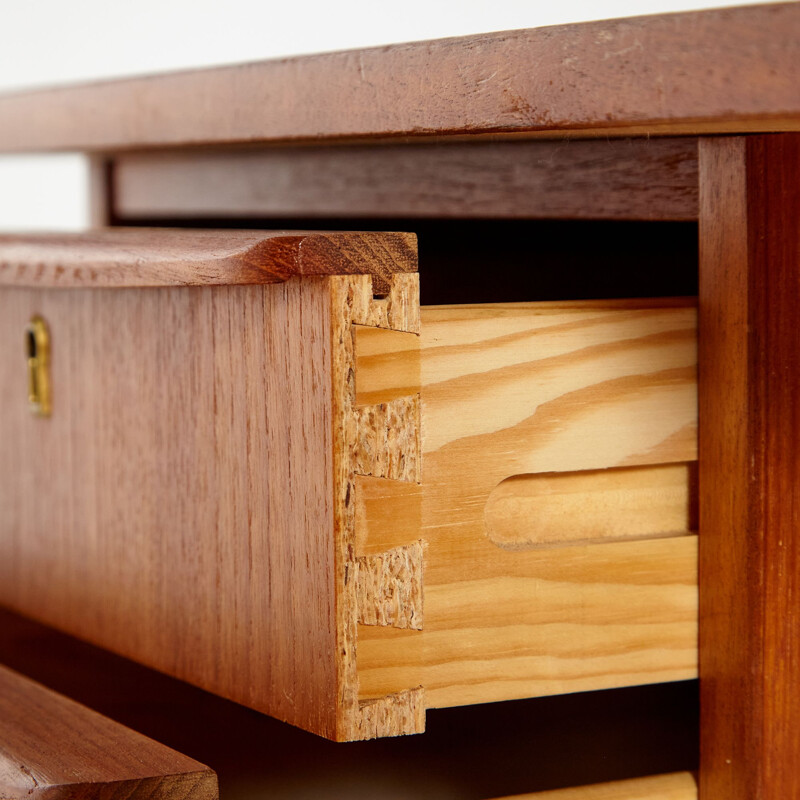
[0,229,697,742]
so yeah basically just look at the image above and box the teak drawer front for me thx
[0,230,697,740]
[0,273,421,743]
[0,664,217,800]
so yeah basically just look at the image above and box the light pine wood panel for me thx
[0,664,217,800]
[0,228,416,290]
[0,4,798,151]
[355,300,698,708]
[495,772,697,799]
[485,463,695,549]
[112,139,698,222]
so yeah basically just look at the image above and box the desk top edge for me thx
[0,228,418,288]
[0,2,798,153]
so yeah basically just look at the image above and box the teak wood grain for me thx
[0,280,339,737]
[0,664,217,800]
[0,4,798,151]
[494,771,697,799]
[112,138,699,222]
[698,134,800,798]
[355,299,698,709]
[0,228,416,290]
[0,273,421,742]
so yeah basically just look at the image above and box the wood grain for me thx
[0,664,217,800]
[112,139,698,222]
[355,299,699,708]
[698,134,800,798]
[494,772,697,799]
[0,4,798,151]
[0,276,699,738]
[0,228,416,290]
[0,280,340,737]
[485,463,695,549]
[0,273,422,741]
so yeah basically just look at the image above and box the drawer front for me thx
[0,664,216,800]
[0,272,420,743]
[0,230,697,741]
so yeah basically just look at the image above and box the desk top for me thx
[0,2,798,153]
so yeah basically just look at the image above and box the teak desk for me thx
[1,3,799,798]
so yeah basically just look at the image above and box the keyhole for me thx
[26,316,51,417]
[27,329,37,359]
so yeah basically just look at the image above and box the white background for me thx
[0,0,776,230]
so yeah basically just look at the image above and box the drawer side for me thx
[355,299,698,710]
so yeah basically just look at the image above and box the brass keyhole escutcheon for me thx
[26,316,51,416]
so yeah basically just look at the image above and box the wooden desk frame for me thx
[2,3,800,796]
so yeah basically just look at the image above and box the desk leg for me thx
[699,134,800,798]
